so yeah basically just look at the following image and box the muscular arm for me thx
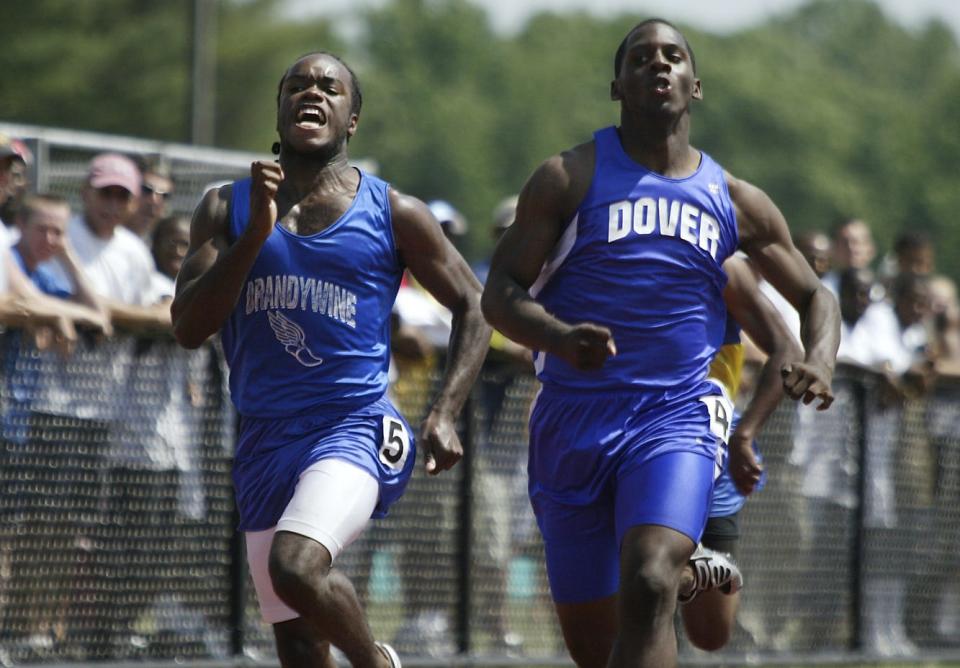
[723,256,803,494]
[724,257,803,440]
[172,162,282,348]
[481,143,616,370]
[729,173,840,408]
[392,190,492,474]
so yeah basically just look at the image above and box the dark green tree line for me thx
[0,0,958,272]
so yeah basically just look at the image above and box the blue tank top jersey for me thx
[531,126,739,393]
[221,172,403,418]
[722,314,742,347]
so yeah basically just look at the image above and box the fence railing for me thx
[0,121,377,217]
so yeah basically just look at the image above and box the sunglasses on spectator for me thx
[142,183,171,198]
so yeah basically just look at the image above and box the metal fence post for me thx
[850,376,869,653]
[456,391,476,654]
[23,137,48,193]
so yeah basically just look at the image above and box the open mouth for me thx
[296,105,326,130]
[652,76,671,95]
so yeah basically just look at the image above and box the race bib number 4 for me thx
[700,394,734,445]
[700,393,734,480]
[380,417,410,470]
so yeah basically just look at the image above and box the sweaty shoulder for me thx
[723,170,776,249]
[386,186,424,227]
[191,182,233,246]
[387,186,433,241]
[723,170,748,206]
[387,186,444,261]
[527,140,596,225]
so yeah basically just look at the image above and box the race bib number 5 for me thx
[380,417,410,470]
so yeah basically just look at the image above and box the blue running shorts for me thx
[528,382,729,603]
[233,395,416,531]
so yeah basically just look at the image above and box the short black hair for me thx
[893,230,932,256]
[276,51,363,117]
[153,214,189,242]
[614,18,697,78]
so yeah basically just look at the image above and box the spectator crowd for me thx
[1,130,959,662]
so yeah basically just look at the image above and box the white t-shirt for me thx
[0,224,9,293]
[393,283,452,349]
[149,271,176,304]
[33,217,157,420]
[793,299,927,519]
[40,214,155,305]
[759,279,801,344]
[837,301,926,374]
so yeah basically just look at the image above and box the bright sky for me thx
[290,0,960,38]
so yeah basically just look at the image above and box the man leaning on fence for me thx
[0,192,112,660]
[26,152,173,658]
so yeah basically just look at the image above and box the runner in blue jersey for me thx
[678,255,803,651]
[171,52,490,668]
[482,19,840,668]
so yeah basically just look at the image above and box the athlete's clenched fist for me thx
[555,322,617,371]
[249,161,284,241]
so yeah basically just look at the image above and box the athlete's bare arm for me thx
[391,189,492,475]
[482,143,617,371]
[172,161,282,348]
[728,173,840,409]
[723,256,803,494]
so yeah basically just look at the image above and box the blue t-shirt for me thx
[2,247,74,442]
[11,247,72,298]
[220,172,404,418]
[531,126,739,396]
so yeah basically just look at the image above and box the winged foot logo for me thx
[268,310,324,367]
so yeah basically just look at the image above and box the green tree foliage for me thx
[1,0,958,274]
[347,0,960,269]
[692,0,960,269]
[0,0,193,140]
[0,0,341,146]
[349,0,504,254]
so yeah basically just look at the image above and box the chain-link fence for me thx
[2,123,960,666]
[3,336,960,666]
